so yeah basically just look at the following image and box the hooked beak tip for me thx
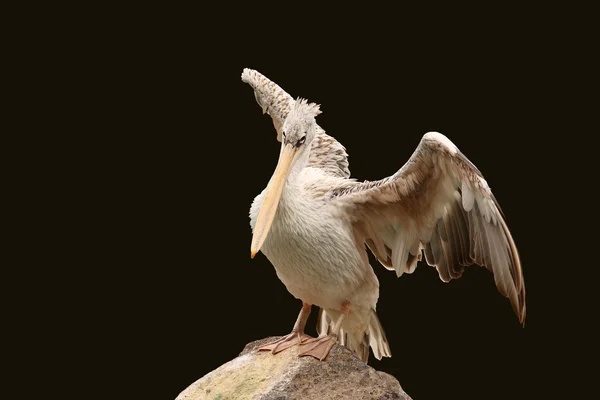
[250,250,257,259]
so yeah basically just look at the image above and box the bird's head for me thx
[250,98,321,258]
[281,98,321,149]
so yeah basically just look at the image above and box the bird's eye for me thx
[296,136,306,147]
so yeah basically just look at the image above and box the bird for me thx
[241,68,526,363]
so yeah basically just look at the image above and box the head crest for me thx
[289,98,321,120]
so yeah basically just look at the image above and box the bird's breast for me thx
[249,184,370,308]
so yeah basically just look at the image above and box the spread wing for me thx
[242,68,350,178]
[241,68,292,142]
[330,132,526,324]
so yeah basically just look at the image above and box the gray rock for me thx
[177,337,412,400]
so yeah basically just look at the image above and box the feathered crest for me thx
[287,98,321,123]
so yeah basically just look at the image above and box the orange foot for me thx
[257,332,313,354]
[298,334,337,361]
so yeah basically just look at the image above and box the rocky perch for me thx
[176,336,412,400]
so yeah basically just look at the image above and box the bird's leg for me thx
[298,301,350,361]
[257,302,313,354]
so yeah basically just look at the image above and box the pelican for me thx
[242,68,526,362]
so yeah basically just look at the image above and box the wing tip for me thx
[509,280,526,326]
[519,306,526,327]
[519,287,527,327]
[241,68,258,84]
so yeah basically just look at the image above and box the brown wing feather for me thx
[242,68,350,178]
[241,68,292,141]
[331,132,526,324]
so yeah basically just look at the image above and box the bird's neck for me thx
[286,147,310,184]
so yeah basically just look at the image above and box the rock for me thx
[176,336,412,400]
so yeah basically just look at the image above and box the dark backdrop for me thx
[72,14,589,400]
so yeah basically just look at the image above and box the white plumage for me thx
[242,68,526,363]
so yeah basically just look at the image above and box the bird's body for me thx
[242,68,525,363]
[250,168,380,345]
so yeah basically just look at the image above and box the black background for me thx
[43,7,593,400]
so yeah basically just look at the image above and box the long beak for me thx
[251,144,297,258]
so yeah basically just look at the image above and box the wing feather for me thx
[242,68,351,178]
[330,132,526,324]
[241,68,292,142]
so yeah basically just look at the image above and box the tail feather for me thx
[317,308,391,362]
[316,307,330,337]
[368,309,392,360]
[344,331,370,362]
